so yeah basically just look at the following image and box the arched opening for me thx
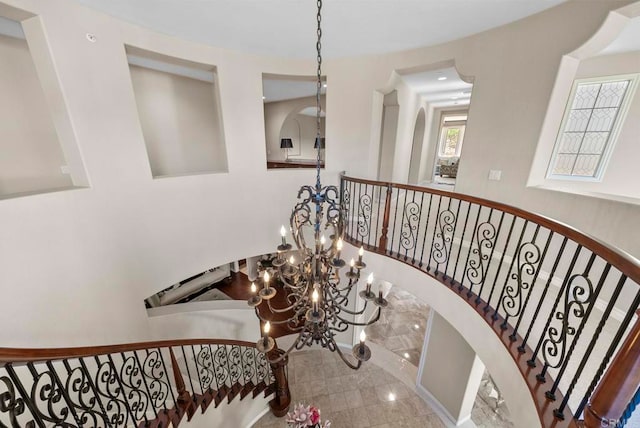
[408,108,426,184]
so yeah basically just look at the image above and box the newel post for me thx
[585,311,640,427]
[378,184,393,253]
[267,347,291,417]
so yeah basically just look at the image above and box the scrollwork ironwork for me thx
[465,222,497,287]
[542,273,594,369]
[431,209,456,265]
[0,376,31,428]
[501,241,542,319]
[400,201,419,252]
[357,194,372,239]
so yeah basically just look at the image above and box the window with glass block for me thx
[549,77,635,178]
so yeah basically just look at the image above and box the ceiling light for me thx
[403,352,410,359]
[414,324,420,329]
[249,0,386,371]
[388,393,396,401]
[438,76,447,81]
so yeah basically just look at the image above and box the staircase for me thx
[0,339,289,427]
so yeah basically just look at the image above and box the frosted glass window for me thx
[549,78,634,178]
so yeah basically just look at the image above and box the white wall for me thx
[0,0,636,360]
[547,51,640,200]
[0,32,72,196]
[129,64,228,177]
[325,0,640,257]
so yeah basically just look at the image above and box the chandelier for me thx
[247,0,387,370]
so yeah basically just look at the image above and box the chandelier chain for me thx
[315,0,322,192]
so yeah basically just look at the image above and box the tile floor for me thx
[366,286,514,428]
[253,286,515,428]
[253,349,445,428]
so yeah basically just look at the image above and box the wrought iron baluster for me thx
[426,196,443,271]
[418,193,434,269]
[180,346,196,402]
[443,198,463,281]
[189,346,204,396]
[101,354,136,427]
[529,245,583,381]
[156,348,178,412]
[459,204,483,290]
[449,200,471,284]
[77,357,112,427]
[575,280,639,418]
[520,237,568,355]
[374,184,383,250]
[410,192,424,264]
[494,218,529,322]
[545,254,611,402]
[132,350,158,422]
[4,363,44,428]
[510,229,553,341]
[47,360,84,426]
[389,188,402,255]
[483,214,517,313]
[547,261,610,416]
[117,352,149,426]
[475,211,505,304]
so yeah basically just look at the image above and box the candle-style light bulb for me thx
[263,321,271,341]
[349,258,355,274]
[337,238,343,251]
[250,282,257,294]
[280,225,287,245]
[312,289,319,313]
[358,246,364,263]
[360,330,366,345]
[366,273,373,294]
[320,235,326,246]
[264,271,270,287]
[289,255,295,264]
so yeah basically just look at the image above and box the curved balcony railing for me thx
[340,174,640,428]
[0,338,289,427]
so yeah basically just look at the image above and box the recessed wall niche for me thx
[126,46,228,178]
[263,74,326,169]
[0,15,78,198]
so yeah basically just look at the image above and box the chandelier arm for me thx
[333,307,381,328]
[265,295,306,314]
[254,306,306,325]
[323,329,362,370]
[332,302,368,316]
[266,330,307,365]
[325,287,363,313]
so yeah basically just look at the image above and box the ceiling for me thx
[598,16,640,56]
[400,67,473,108]
[74,0,568,59]
[263,78,326,103]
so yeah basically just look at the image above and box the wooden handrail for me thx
[0,338,257,363]
[341,174,640,427]
[585,312,640,427]
[342,174,640,285]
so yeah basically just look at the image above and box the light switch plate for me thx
[488,170,502,181]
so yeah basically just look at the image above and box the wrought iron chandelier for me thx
[248,0,387,369]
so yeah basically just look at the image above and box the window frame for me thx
[546,73,639,182]
[437,114,467,158]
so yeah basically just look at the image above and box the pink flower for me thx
[310,407,320,424]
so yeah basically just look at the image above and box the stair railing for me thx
[0,338,288,427]
[341,173,640,428]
